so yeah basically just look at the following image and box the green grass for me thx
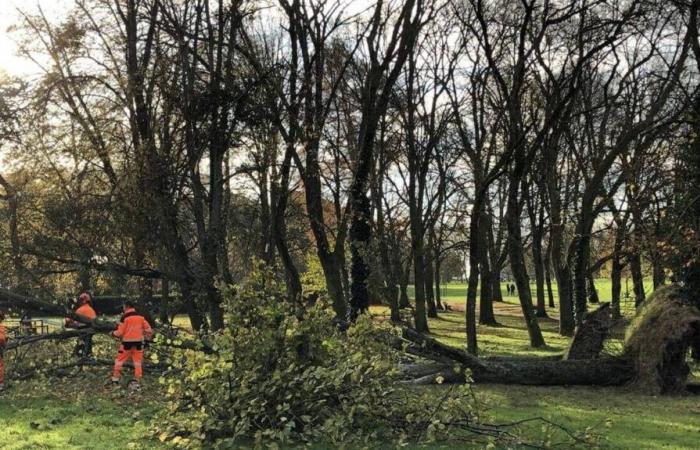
[416,278,654,317]
[479,384,700,450]
[0,377,163,449]
[378,279,700,449]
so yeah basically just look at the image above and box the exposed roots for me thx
[623,285,700,394]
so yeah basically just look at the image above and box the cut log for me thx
[564,303,612,360]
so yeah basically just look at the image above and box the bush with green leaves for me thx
[156,266,488,448]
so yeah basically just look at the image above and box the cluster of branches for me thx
[0,0,698,354]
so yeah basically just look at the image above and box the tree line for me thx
[0,0,698,353]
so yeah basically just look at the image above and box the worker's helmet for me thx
[79,292,92,305]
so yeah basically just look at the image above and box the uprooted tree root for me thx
[623,285,700,395]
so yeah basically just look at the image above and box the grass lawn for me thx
[370,279,700,449]
[0,375,163,450]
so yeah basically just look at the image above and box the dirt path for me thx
[442,299,562,326]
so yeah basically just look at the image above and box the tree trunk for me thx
[533,229,547,318]
[206,286,224,331]
[491,272,503,302]
[588,274,599,304]
[544,247,555,308]
[572,218,592,327]
[652,256,665,289]
[410,177,429,331]
[479,250,497,326]
[413,248,429,332]
[434,257,444,310]
[630,252,646,308]
[425,244,438,318]
[611,256,623,321]
[525,183,547,318]
[271,144,303,302]
[399,258,411,309]
[387,283,400,322]
[466,202,482,354]
[547,157,574,335]
[506,173,546,347]
[160,278,170,325]
[319,253,347,320]
[349,193,372,321]
[179,281,205,332]
[401,328,633,386]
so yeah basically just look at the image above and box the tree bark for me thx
[588,274,599,304]
[611,254,623,321]
[434,256,444,310]
[425,243,438,318]
[479,231,497,325]
[465,199,482,354]
[652,257,665,289]
[532,224,547,318]
[401,328,633,386]
[544,246,556,309]
[506,168,546,347]
[630,252,646,308]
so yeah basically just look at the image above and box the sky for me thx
[0,0,71,76]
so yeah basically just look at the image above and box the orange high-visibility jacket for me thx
[113,308,153,343]
[76,304,97,321]
[0,324,6,347]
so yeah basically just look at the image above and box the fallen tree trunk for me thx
[400,327,633,386]
[0,288,214,353]
[5,329,96,351]
[0,287,116,331]
[402,285,700,393]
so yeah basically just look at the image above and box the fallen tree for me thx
[0,287,213,353]
[400,285,700,394]
[1,285,697,394]
[400,326,634,386]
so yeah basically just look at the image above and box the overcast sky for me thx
[0,0,72,76]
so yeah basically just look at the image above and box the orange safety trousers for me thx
[112,342,144,381]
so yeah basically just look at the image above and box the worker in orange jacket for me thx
[111,301,153,388]
[0,310,6,391]
[65,292,97,358]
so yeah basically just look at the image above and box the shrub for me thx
[157,266,484,448]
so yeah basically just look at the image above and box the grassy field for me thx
[0,375,163,450]
[0,278,697,449]
[372,279,700,449]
